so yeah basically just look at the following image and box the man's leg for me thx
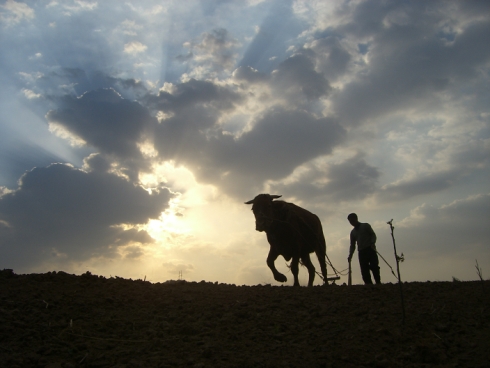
[368,248,381,284]
[358,249,373,284]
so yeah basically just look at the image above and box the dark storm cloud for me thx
[26,66,151,105]
[0,162,173,271]
[269,153,380,203]
[40,49,342,200]
[47,88,153,155]
[72,71,149,100]
[235,46,334,99]
[46,88,155,180]
[153,102,345,197]
[271,51,331,101]
[306,36,351,82]
[323,153,380,199]
[34,56,344,199]
[331,0,490,126]
[234,109,344,180]
[144,45,349,197]
[146,78,242,114]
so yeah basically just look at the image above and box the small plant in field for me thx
[475,259,483,281]
[475,259,484,293]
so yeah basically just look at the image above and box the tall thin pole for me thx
[387,219,406,325]
[348,259,352,286]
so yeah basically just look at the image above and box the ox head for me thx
[244,194,282,232]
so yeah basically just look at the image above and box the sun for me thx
[145,198,191,243]
[138,160,219,244]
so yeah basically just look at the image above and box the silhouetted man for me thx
[347,213,381,285]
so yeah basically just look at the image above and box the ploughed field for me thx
[1,269,489,367]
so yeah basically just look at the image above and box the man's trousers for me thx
[358,247,381,284]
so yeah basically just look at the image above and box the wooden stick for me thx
[348,259,352,286]
[387,219,406,325]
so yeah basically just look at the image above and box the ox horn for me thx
[244,194,282,204]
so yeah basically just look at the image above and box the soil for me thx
[1,269,489,368]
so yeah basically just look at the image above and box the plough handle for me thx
[348,259,352,286]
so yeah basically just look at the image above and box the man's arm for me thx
[367,223,377,245]
[348,231,356,261]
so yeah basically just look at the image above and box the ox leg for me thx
[291,256,300,286]
[301,253,316,287]
[267,248,287,283]
[315,250,328,285]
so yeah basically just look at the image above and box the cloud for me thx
[41,72,335,201]
[182,28,240,74]
[271,51,331,101]
[304,36,351,82]
[124,41,148,55]
[232,66,268,84]
[0,0,34,26]
[21,88,42,99]
[0,162,173,271]
[38,47,343,201]
[46,88,155,180]
[377,170,459,203]
[330,0,490,126]
[397,193,490,256]
[234,109,344,180]
[151,100,345,198]
[268,152,380,203]
[46,0,98,15]
[147,78,242,115]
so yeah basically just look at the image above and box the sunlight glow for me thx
[145,197,191,245]
[48,122,86,147]
[137,140,158,158]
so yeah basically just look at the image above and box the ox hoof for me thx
[274,273,287,283]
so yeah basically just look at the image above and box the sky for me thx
[0,0,489,286]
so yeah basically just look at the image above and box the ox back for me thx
[268,200,326,258]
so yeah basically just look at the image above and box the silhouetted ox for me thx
[245,194,328,287]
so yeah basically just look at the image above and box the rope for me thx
[376,250,399,281]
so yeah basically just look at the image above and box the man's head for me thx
[347,213,360,227]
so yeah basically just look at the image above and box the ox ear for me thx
[270,195,282,200]
[244,199,254,204]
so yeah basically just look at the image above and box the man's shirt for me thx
[350,223,377,254]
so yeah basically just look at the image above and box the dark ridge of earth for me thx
[1,269,489,368]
